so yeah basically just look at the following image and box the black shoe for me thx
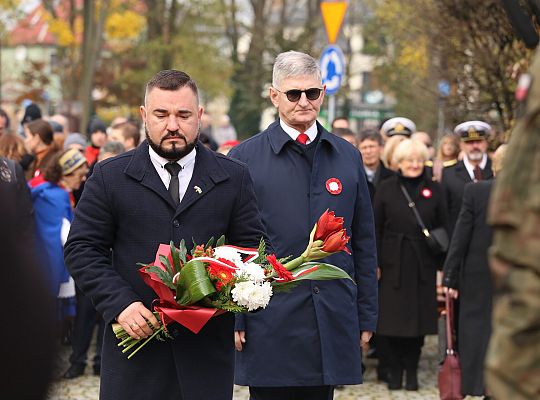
[405,369,418,391]
[387,368,403,390]
[63,364,85,379]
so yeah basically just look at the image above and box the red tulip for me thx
[314,209,345,241]
[321,230,351,255]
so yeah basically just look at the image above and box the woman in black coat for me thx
[442,144,507,397]
[374,138,448,391]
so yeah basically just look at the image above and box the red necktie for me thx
[296,132,309,145]
[473,165,482,181]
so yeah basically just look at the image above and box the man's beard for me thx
[146,127,199,161]
[467,150,484,161]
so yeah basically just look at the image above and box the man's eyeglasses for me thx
[274,87,323,102]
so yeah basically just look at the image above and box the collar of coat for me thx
[124,140,230,185]
[267,120,342,155]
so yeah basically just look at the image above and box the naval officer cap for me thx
[454,121,491,141]
[381,117,416,137]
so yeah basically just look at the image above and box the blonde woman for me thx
[381,135,407,171]
[374,139,448,391]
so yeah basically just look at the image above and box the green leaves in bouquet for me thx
[216,235,226,247]
[253,237,267,265]
[141,264,175,290]
[272,262,354,293]
[177,239,188,265]
[175,260,216,305]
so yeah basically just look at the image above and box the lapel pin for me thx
[326,178,342,195]
[194,185,202,194]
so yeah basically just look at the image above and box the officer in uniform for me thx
[380,117,416,140]
[442,121,493,236]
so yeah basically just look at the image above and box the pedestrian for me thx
[381,134,407,171]
[107,121,141,151]
[30,148,88,344]
[442,121,493,236]
[380,117,415,141]
[431,133,460,182]
[229,50,378,400]
[373,138,448,391]
[84,117,108,166]
[358,129,394,201]
[64,69,267,400]
[442,144,507,398]
[24,119,59,180]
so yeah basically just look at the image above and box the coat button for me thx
[173,219,180,228]
[313,286,320,294]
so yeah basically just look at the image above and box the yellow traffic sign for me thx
[321,1,348,44]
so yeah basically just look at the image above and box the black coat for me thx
[367,161,395,202]
[442,159,493,236]
[64,142,267,400]
[374,174,448,337]
[442,181,493,396]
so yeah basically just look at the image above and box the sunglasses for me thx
[274,87,323,102]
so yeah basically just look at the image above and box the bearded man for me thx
[442,121,494,236]
[64,70,267,400]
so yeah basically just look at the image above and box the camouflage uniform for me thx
[486,46,540,400]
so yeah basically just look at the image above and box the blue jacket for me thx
[31,182,73,296]
[64,142,267,400]
[229,120,378,386]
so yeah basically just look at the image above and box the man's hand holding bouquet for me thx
[113,210,353,358]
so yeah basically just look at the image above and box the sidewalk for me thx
[48,335,446,399]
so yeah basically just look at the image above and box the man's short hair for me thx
[331,116,349,129]
[144,70,199,105]
[359,129,384,146]
[272,51,322,88]
[99,141,125,157]
[115,122,141,147]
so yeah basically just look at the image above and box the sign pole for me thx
[328,96,336,127]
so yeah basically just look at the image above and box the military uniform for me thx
[486,46,540,400]
[380,117,416,138]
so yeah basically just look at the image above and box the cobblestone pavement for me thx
[48,335,480,400]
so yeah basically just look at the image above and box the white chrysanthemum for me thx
[213,246,243,266]
[231,281,273,311]
[235,262,266,282]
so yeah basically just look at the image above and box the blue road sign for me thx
[320,45,345,96]
[438,80,450,97]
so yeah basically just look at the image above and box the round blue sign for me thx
[320,45,345,96]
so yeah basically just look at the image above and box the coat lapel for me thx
[124,141,176,208]
[175,144,229,217]
[455,161,473,184]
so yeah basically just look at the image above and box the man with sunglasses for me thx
[229,50,378,400]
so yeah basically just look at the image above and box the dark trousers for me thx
[249,386,334,400]
[68,289,104,369]
[377,335,424,373]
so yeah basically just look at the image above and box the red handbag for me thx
[438,293,463,400]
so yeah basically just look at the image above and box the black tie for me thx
[164,162,182,205]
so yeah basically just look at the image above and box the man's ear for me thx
[269,87,280,108]
[140,105,147,123]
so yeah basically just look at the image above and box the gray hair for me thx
[392,138,429,166]
[99,140,125,157]
[272,51,322,88]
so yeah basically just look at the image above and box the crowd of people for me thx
[0,50,511,400]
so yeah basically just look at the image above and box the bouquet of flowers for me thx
[113,209,352,358]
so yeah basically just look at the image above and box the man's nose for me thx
[297,92,310,106]
[167,115,179,131]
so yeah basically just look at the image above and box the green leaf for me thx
[145,265,175,290]
[170,241,180,273]
[175,260,216,305]
[272,262,354,291]
[253,237,267,264]
[178,239,188,264]
[216,235,226,247]
[205,236,215,250]
[159,255,174,277]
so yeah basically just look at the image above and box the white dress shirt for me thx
[280,120,318,144]
[148,145,196,203]
[463,153,487,181]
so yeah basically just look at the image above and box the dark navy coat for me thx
[64,141,267,400]
[229,120,378,386]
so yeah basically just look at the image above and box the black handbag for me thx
[400,184,449,255]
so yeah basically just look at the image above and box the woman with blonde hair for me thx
[374,138,448,391]
[381,135,407,171]
[432,134,461,181]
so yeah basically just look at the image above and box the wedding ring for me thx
[130,323,138,329]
